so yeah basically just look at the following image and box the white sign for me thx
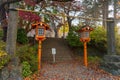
[52,48,56,55]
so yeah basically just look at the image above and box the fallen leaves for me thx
[24,60,120,80]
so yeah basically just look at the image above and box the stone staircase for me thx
[100,55,120,75]
[41,38,73,62]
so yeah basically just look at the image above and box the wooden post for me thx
[38,40,42,70]
[83,42,88,67]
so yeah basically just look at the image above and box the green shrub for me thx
[89,26,107,52]
[0,56,10,69]
[0,41,6,57]
[0,41,10,69]
[66,26,107,51]
[17,28,28,44]
[22,61,32,77]
[90,27,107,43]
[115,27,120,55]
[66,26,82,47]
[88,56,101,63]
[66,26,107,57]
[17,44,38,72]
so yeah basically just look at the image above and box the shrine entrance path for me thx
[25,38,119,80]
[28,60,119,80]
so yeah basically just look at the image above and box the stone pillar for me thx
[2,3,23,80]
[106,18,116,55]
[100,18,120,76]
[6,3,18,55]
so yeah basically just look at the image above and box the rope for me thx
[16,8,113,21]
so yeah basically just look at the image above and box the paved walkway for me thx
[26,60,120,80]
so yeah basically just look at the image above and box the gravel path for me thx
[27,60,120,80]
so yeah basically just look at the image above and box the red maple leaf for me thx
[24,0,36,6]
[18,10,41,22]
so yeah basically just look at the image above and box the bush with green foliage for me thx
[88,56,101,63]
[17,44,38,72]
[115,27,120,55]
[66,26,108,57]
[0,56,10,69]
[89,26,107,52]
[0,41,10,69]
[17,28,28,44]
[66,26,82,47]
[66,26,107,51]
[22,61,32,77]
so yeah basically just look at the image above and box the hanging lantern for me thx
[76,25,93,67]
[77,25,93,42]
[32,22,49,41]
[31,21,50,71]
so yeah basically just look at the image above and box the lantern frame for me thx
[77,25,93,42]
[32,22,50,41]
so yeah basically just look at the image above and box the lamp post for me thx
[77,25,93,67]
[32,22,49,71]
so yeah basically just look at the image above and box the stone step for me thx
[102,62,120,69]
[42,57,73,62]
[100,55,120,75]
[103,55,120,62]
[41,38,73,61]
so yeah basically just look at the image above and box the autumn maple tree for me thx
[18,10,41,22]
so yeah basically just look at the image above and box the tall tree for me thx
[82,0,108,26]
[43,1,82,38]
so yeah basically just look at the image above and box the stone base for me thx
[100,55,120,75]
[0,57,22,80]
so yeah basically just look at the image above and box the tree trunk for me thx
[67,17,72,30]
[54,28,59,38]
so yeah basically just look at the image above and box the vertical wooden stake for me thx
[84,42,88,67]
[38,40,42,71]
